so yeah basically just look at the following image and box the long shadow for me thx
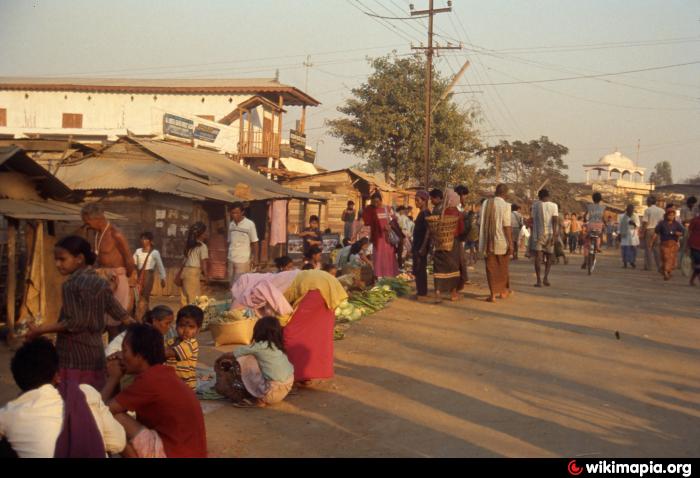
[381,320,695,383]
[501,258,699,320]
[436,302,700,358]
[204,385,499,457]
[334,358,699,457]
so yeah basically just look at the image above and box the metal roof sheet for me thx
[0,199,124,221]
[0,146,75,200]
[131,138,323,201]
[0,77,320,107]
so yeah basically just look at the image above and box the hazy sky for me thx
[1,0,698,182]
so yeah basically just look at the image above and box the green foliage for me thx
[649,161,673,186]
[326,53,481,188]
[478,136,570,205]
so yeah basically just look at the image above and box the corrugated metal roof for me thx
[48,139,323,203]
[283,168,397,192]
[132,138,322,201]
[0,146,75,200]
[0,77,320,107]
[0,199,124,221]
[280,157,319,175]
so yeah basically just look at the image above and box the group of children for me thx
[0,233,296,458]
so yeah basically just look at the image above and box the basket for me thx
[209,318,257,346]
[426,215,459,251]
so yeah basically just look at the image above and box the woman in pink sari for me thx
[362,190,399,278]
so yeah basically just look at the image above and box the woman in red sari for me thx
[282,270,348,384]
[362,190,399,278]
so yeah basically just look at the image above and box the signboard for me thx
[194,123,220,143]
[321,234,341,254]
[290,129,306,149]
[304,149,316,163]
[290,129,306,159]
[163,114,194,139]
[286,234,304,258]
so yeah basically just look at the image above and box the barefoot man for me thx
[81,204,136,337]
[479,184,513,302]
[531,189,558,287]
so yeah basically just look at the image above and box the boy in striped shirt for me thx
[165,305,202,391]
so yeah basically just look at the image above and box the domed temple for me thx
[582,150,654,213]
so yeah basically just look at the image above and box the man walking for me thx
[530,189,558,287]
[227,202,259,286]
[619,204,640,268]
[479,184,513,302]
[641,196,664,272]
[510,204,523,260]
[81,204,135,337]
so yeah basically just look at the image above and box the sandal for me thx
[232,398,263,408]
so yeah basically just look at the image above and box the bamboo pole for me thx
[6,219,17,332]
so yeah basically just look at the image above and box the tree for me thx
[478,136,570,205]
[326,53,481,188]
[683,172,700,184]
[649,161,673,186]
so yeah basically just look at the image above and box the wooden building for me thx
[36,137,321,295]
[282,169,413,235]
[0,146,122,330]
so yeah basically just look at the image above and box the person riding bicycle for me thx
[584,192,607,254]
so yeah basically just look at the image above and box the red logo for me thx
[568,460,583,476]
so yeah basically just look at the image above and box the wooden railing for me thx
[239,130,279,158]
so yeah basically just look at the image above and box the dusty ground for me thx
[1,250,698,457]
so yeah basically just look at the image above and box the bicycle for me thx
[586,230,600,275]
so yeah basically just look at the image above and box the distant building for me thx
[583,150,654,214]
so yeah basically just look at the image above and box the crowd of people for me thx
[335,187,700,301]
[2,189,698,458]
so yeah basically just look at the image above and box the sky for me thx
[1,0,698,182]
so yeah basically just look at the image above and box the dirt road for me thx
[1,251,698,457]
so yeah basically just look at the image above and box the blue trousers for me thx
[621,245,637,265]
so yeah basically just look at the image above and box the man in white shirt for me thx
[227,202,259,286]
[641,195,664,272]
[133,231,167,321]
[479,184,513,301]
[530,188,559,287]
[0,338,125,458]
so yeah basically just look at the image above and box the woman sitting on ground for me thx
[214,317,295,408]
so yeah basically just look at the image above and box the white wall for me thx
[0,89,254,135]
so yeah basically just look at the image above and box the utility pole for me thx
[411,0,461,188]
[303,55,313,93]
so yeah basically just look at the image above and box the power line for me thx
[451,60,700,87]
[466,47,699,101]
[450,9,523,137]
[348,0,420,43]
[476,66,699,112]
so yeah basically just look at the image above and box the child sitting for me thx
[105,305,175,357]
[165,305,202,391]
[303,245,323,270]
[322,263,338,277]
[214,317,294,408]
[0,338,126,458]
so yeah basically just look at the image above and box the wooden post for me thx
[300,105,307,134]
[238,109,244,158]
[6,219,17,332]
[277,95,284,158]
[247,109,254,154]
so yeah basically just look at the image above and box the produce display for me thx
[208,307,256,325]
[333,278,411,334]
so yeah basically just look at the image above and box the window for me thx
[197,115,215,122]
[62,113,83,128]
[0,108,6,127]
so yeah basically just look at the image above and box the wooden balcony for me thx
[238,130,280,158]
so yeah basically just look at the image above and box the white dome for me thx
[598,151,635,170]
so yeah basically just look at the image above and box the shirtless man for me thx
[81,204,136,337]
